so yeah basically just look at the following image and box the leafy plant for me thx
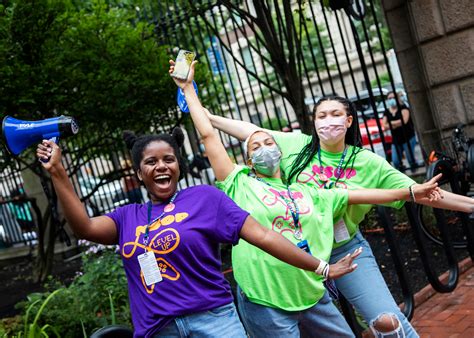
[7,289,62,338]
[11,249,131,338]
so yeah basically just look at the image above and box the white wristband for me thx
[323,264,330,281]
[315,260,328,276]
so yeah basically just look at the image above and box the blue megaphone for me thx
[1,115,79,156]
[177,81,198,113]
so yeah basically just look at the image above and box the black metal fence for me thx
[0,0,419,244]
[0,0,472,335]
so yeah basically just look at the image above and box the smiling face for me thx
[136,140,180,203]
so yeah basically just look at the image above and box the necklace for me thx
[256,177,302,240]
[317,145,348,189]
[144,191,179,247]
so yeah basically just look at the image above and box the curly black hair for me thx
[122,128,188,180]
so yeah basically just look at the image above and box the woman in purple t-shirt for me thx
[36,128,360,338]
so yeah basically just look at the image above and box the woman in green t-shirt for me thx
[207,95,474,338]
[170,62,444,338]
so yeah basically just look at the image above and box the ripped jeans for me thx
[330,232,419,338]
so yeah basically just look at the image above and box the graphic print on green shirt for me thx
[270,131,415,248]
[216,165,348,311]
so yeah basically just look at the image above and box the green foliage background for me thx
[0,0,185,135]
[2,249,130,337]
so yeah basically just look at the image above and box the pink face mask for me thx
[314,116,348,145]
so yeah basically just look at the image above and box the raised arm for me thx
[240,215,362,279]
[169,60,234,182]
[348,174,442,205]
[36,141,118,244]
[207,110,264,141]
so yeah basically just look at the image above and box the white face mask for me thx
[314,116,348,145]
[250,145,282,176]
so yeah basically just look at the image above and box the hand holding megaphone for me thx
[1,115,79,162]
[36,140,62,171]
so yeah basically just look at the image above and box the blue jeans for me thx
[237,286,354,338]
[154,303,246,337]
[330,232,419,338]
[391,136,417,170]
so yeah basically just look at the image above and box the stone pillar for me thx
[381,0,474,153]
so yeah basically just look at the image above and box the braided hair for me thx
[122,128,188,180]
[286,96,363,184]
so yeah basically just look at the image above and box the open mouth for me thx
[154,175,172,189]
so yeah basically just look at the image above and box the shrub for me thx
[11,249,131,338]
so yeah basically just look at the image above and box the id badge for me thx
[297,240,312,255]
[137,251,163,286]
[334,218,350,243]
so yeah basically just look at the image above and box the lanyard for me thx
[317,146,348,189]
[256,177,302,240]
[144,191,178,247]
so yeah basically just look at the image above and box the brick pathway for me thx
[412,259,474,337]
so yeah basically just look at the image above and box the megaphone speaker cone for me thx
[1,115,79,156]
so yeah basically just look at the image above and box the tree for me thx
[0,0,180,281]
[183,0,323,133]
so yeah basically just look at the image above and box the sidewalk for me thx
[412,258,474,337]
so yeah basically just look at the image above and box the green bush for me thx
[9,249,131,338]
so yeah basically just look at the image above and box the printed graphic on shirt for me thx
[260,187,312,238]
[296,164,357,189]
[122,212,189,293]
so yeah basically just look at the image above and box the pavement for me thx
[411,257,474,337]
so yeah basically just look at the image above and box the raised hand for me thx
[412,173,443,202]
[169,59,198,90]
[36,140,62,172]
[328,247,362,279]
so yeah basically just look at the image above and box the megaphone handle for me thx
[39,136,59,163]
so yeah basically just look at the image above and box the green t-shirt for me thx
[216,165,348,311]
[271,131,415,248]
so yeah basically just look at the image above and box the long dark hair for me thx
[123,128,188,180]
[286,95,363,184]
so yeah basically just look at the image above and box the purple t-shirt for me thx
[106,185,249,338]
